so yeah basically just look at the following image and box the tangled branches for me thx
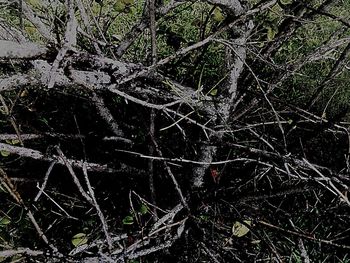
[0,0,349,261]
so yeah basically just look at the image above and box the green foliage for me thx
[280,0,293,4]
[0,150,10,157]
[232,220,252,238]
[122,215,134,225]
[71,233,88,247]
[248,1,350,118]
[124,2,227,86]
[113,0,135,13]
[122,204,149,226]
[98,0,143,45]
[139,204,149,215]
[0,217,11,227]
[212,7,224,22]
[266,25,278,41]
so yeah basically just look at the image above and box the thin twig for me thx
[0,142,115,173]
[55,147,93,204]
[149,0,157,64]
[34,161,56,202]
[0,168,62,255]
[303,158,350,206]
[149,137,189,210]
[259,220,350,250]
[82,163,113,250]
[148,109,158,219]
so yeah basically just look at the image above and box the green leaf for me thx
[0,151,10,157]
[212,7,224,22]
[209,89,218,96]
[280,0,293,4]
[5,139,20,145]
[114,0,134,12]
[139,204,148,215]
[0,217,11,226]
[28,0,41,8]
[232,220,251,237]
[122,215,134,225]
[122,0,134,4]
[267,27,277,41]
[71,233,88,247]
[11,139,20,145]
[114,1,126,12]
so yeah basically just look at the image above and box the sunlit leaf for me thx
[280,0,293,4]
[27,0,41,8]
[11,139,20,145]
[267,27,277,41]
[0,217,11,226]
[212,7,224,22]
[5,139,20,145]
[0,151,10,157]
[122,215,134,225]
[114,0,134,12]
[257,42,265,48]
[209,89,218,96]
[71,233,88,247]
[232,220,251,237]
[114,1,126,12]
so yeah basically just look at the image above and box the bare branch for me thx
[0,142,115,173]
[0,40,47,58]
